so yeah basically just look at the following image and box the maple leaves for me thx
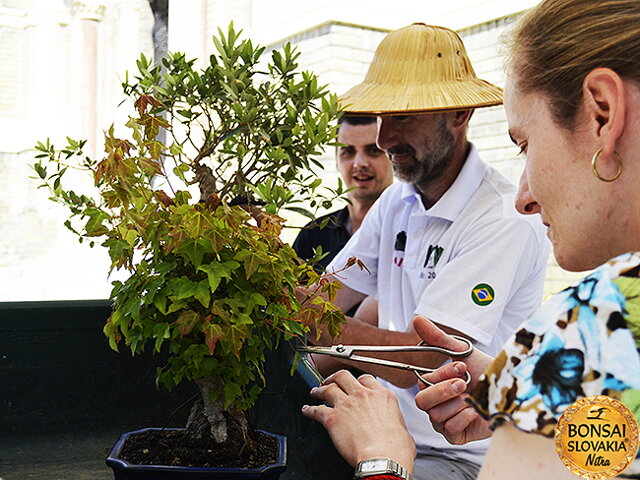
[134,93,163,115]
[31,23,345,414]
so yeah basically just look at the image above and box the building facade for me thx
[0,0,581,300]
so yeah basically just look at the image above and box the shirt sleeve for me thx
[415,215,545,348]
[467,254,640,437]
[326,195,386,297]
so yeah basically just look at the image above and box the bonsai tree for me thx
[32,24,346,460]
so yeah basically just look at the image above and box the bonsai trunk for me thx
[186,376,256,451]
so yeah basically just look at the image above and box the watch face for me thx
[364,459,389,471]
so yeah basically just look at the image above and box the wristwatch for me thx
[354,458,412,480]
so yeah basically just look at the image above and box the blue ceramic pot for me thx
[106,427,287,480]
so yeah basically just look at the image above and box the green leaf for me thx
[152,322,171,352]
[285,206,316,219]
[194,279,211,308]
[245,292,266,314]
[234,249,268,279]
[224,382,242,406]
[103,312,122,352]
[197,260,240,294]
[85,210,110,237]
[173,163,189,182]
[176,238,210,268]
[236,313,253,325]
[169,276,198,299]
[153,289,168,315]
[103,237,131,266]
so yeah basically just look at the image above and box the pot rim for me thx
[105,427,287,475]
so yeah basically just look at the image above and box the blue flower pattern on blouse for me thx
[512,330,585,413]
[469,252,640,440]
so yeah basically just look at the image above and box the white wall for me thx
[250,0,540,43]
[0,0,582,301]
[0,0,153,300]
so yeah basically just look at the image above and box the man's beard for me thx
[388,116,455,186]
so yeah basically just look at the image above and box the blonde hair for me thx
[507,0,640,129]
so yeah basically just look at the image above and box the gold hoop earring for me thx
[591,148,623,182]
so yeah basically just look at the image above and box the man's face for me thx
[376,114,455,186]
[336,122,394,204]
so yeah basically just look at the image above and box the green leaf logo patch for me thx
[471,283,494,306]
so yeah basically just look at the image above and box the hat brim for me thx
[340,77,504,115]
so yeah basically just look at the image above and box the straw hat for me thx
[340,23,503,115]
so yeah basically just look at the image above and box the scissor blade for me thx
[295,345,351,358]
[339,345,439,354]
[348,354,433,374]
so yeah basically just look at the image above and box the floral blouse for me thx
[469,252,640,439]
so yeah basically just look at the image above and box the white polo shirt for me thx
[327,145,550,464]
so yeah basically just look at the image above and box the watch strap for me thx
[354,458,412,480]
[359,476,406,480]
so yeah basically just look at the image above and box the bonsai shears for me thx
[296,336,473,387]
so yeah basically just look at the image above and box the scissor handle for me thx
[418,335,473,358]
[414,368,472,387]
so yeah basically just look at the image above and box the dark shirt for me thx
[293,207,362,318]
[292,207,351,274]
[293,206,365,375]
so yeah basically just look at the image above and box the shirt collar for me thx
[400,143,486,221]
[335,206,350,225]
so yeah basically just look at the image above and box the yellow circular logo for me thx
[555,395,639,479]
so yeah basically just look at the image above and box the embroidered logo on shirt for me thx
[471,283,494,306]
[423,244,444,269]
[394,231,407,251]
[393,231,407,267]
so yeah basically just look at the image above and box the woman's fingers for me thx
[418,361,468,390]
[442,407,482,437]
[414,378,491,445]
[415,375,468,410]
[415,382,468,424]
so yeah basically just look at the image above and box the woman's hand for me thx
[301,370,416,472]
[411,316,494,444]
[415,361,493,444]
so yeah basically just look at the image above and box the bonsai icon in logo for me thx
[555,395,639,479]
[471,283,494,306]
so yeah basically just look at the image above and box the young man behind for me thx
[293,116,394,272]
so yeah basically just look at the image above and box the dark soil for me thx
[119,429,278,469]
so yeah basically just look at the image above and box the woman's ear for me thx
[582,68,626,157]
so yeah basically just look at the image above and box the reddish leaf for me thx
[134,94,163,115]
[205,193,221,211]
[176,310,199,336]
[153,190,174,207]
[202,321,223,355]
